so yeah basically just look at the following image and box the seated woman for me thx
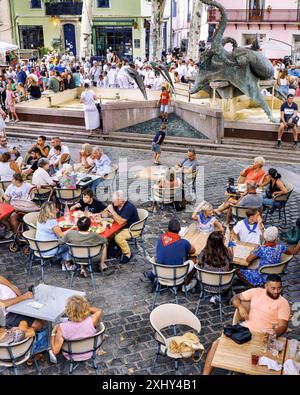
[73,143,94,173]
[35,201,74,271]
[2,173,33,235]
[156,169,181,189]
[192,201,223,233]
[237,156,267,186]
[261,168,288,213]
[237,226,300,287]
[0,152,20,182]
[198,231,233,303]
[50,295,102,362]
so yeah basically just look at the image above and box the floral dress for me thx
[239,243,287,287]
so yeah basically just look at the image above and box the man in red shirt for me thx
[158,86,171,123]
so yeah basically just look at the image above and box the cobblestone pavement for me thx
[1,139,300,375]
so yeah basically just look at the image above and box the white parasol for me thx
[0,41,19,54]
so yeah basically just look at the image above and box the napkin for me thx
[283,359,300,375]
[27,301,43,309]
[179,227,188,237]
[258,356,282,371]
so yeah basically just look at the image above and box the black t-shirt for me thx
[152,131,166,145]
[28,85,41,99]
[113,201,139,229]
[30,160,38,172]
[77,198,106,214]
[280,102,298,122]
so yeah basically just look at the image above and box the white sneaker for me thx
[182,278,197,292]
[49,350,57,364]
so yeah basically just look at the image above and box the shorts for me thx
[160,104,168,113]
[5,312,35,329]
[152,143,161,153]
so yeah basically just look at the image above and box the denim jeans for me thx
[91,178,104,195]
[262,193,281,209]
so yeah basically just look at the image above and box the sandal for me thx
[26,353,45,366]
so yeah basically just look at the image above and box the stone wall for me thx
[173,101,224,142]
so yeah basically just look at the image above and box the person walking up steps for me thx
[158,86,171,123]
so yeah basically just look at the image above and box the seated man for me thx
[202,274,290,375]
[175,148,199,197]
[90,147,112,196]
[63,216,112,277]
[232,208,264,245]
[0,275,43,332]
[277,94,298,150]
[216,182,263,225]
[47,137,70,170]
[32,158,55,187]
[151,217,197,292]
[105,190,139,264]
[70,188,106,214]
[2,173,33,235]
[23,147,43,177]
[27,135,50,159]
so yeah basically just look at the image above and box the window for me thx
[187,0,192,22]
[97,0,110,7]
[172,0,177,17]
[30,0,41,8]
[19,26,44,49]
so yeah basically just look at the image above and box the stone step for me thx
[6,129,300,164]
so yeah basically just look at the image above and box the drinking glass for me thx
[289,339,298,359]
[251,354,259,366]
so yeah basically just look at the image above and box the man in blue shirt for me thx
[288,65,300,78]
[16,65,27,85]
[106,190,139,264]
[142,218,197,292]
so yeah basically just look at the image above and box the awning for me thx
[0,41,18,53]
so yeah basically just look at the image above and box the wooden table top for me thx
[137,166,180,182]
[181,223,209,256]
[212,332,287,375]
[232,241,259,267]
[283,339,300,371]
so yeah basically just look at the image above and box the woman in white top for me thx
[0,152,20,181]
[80,82,100,134]
[192,201,223,234]
[277,70,289,96]
[32,158,55,187]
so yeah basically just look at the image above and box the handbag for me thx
[223,324,252,344]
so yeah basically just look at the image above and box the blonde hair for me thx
[65,295,91,322]
[61,163,73,175]
[38,201,56,224]
[254,156,266,167]
[196,200,213,213]
[82,143,92,156]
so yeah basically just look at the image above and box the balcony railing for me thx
[45,2,83,16]
[207,8,300,23]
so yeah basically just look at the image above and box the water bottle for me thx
[64,204,70,222]
[267,324,277,356]
[224,226,231,247]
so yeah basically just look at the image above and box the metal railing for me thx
[45,1,83,16]
[207,8,300,23]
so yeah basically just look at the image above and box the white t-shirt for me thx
[0,284,17,315]
[48,145,70,165]
[32,167,53,186]
[5,182,32,203]
[233,220,262,244]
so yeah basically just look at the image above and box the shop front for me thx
[93,20,134,61]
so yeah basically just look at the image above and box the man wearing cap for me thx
[277,93,298,150]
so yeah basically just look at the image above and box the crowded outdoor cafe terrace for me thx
[0,139,299,376]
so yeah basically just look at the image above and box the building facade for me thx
[208,0,300,61]
[0,0,14,43]
[7,0,154,60]
[171,0,208,52]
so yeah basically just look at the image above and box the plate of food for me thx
[90,225,105,234]
[101,218,114,224]
[59,220,74,229]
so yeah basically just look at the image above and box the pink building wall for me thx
[211,0,300,61]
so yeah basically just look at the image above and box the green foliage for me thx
[38,47,52,57]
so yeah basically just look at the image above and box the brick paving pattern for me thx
[0,139,299,375]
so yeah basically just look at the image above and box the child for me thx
[158,86,170,123]
[49,144,62,169]
[5,84,19,123]
[103,71,109,88]
[151,123,167,165]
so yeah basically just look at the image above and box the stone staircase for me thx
[5,121,300,165]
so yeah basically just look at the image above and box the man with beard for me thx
[202,274,290,375]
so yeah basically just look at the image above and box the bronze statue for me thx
[190,0,285,123]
